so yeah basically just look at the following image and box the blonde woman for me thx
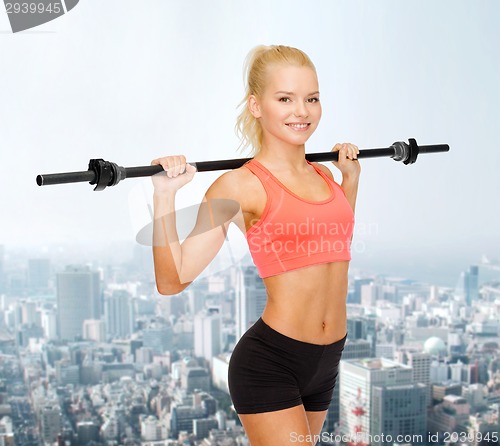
[151,45,360,445]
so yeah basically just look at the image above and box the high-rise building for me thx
[104,290,134,338]
[371,383,427,445]
[194,308,222,363]
[465,265,479,305]
[40,405,62,445]
[346,315,377,356]
[326,338,372,433]
[339,358,426,445]
[41,308,58,340]
[28,258,51,290]
[455,265,479,305]
[235,266,266,340]
[56,265,101,341]
[395,348,431,406]
[20,300,40,326]
[349,278,373,304]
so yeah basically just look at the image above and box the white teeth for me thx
[288,123,308,129]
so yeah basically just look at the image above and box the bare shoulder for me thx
[203,164,259,230]
[204,163,255,203]
[312,162,334,180]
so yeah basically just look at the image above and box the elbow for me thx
[156,283,181,296]
[156,280,190,296]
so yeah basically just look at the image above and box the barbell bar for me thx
[35,138,449,191]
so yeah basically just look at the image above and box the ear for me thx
[248,95,262,119]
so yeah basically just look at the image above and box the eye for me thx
[279,97,291,103]
[307,97,320,103]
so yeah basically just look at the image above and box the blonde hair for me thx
[235,45,317,157]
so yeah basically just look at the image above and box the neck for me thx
[255,139,308,171]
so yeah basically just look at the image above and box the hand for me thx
[331,143,361,178]
[150,155,197,193]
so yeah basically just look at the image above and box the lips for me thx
[286,123,311,130]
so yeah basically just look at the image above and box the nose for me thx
[293,100,309,118]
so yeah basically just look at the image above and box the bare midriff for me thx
[260,261,349,345]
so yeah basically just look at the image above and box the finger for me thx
[164,157,175,178]
[340,144,350,160]
[152,157,171,176]
[175,155,187,177]
[345,144,358,160]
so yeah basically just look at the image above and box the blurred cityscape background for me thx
[0,242,498,445]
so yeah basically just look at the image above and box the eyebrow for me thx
[274,90,320,96]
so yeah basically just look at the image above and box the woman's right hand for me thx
[151,155,197,193]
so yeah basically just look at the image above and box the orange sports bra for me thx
[243,159,355,278]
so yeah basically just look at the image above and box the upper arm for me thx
[177,171,243,286]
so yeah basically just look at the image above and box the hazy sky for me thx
[1,0,499,284]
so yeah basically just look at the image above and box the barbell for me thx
[36,138,449,191]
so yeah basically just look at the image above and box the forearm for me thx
[152,191,185,295]
[341,174,360,213]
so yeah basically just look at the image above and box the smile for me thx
[286,123,311,131]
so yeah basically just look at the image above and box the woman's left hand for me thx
[331,143,361,179]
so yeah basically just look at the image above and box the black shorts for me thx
[228,317,347,414]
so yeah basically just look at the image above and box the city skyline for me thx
[0,244,498,444]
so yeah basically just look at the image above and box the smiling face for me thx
[248,64,322,150]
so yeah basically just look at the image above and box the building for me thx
[456,265,479,305]
[56,265,101,341]
[211,353,231,394]
[140,415,167,441]
[193,418,218,440]
[395,348,431,406]
[40,405,61,445]
[371,383,427,445]
[104,289,134,338]
[169,405,206,438]
[427,394,470,441]
[40,308,58,340]
[181,367,210,393]
[346,315,377,356]
[430,359,449,383]
[28,258,51,290]
[349,278,373,304]
[76,421,100,445]
[339,357,426,445]
[235,266,266,340]
[143,324,173,354]
[326,338,372,433]
[20,300,40,326]
[194,308,222,364]
[55,360,80,386]
[82,319,106,342]
[431,381,462,404]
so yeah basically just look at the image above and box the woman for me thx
[151,45,360,445]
